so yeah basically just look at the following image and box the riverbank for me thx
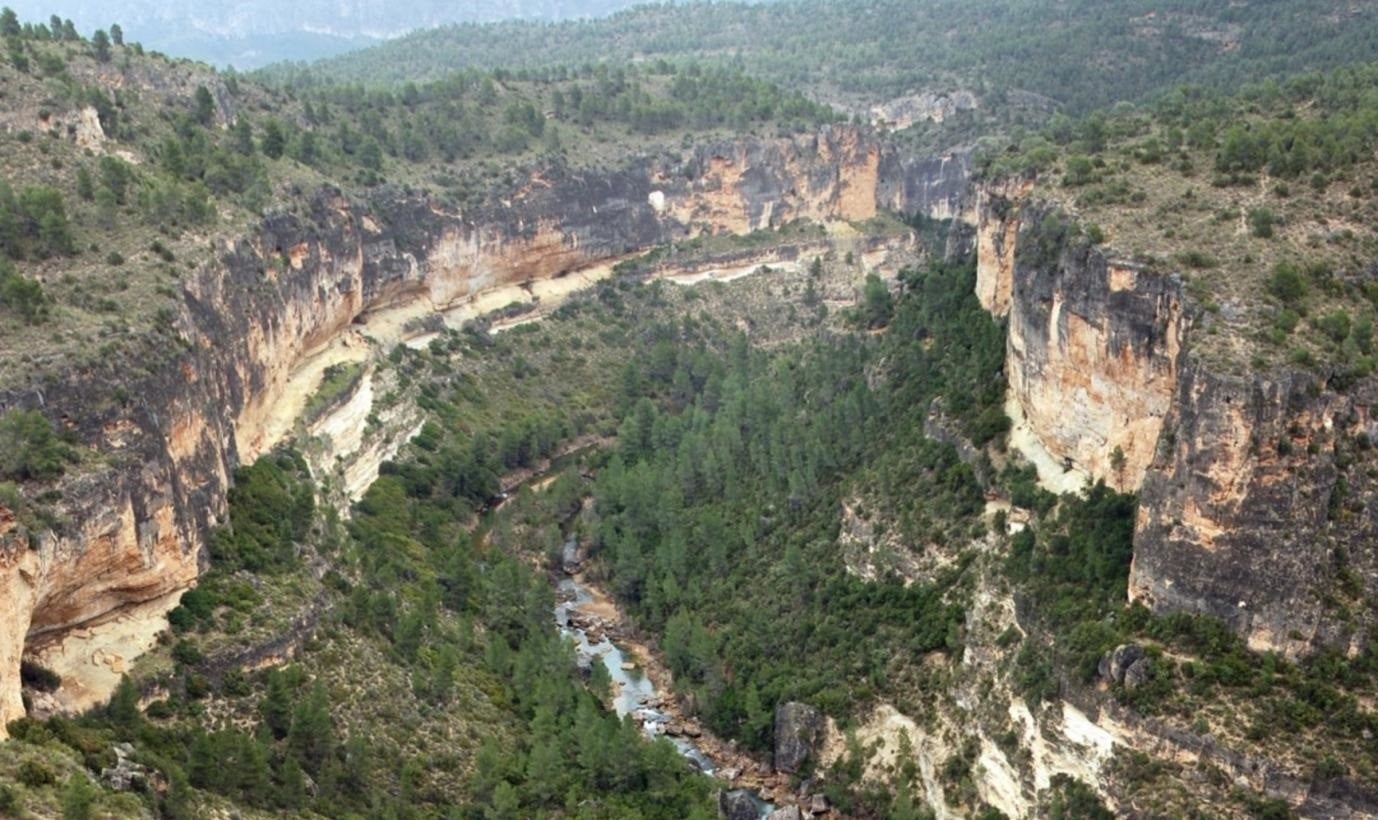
[560,566,799,807]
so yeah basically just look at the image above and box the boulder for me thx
[101,743,152,792]
[809,793,830,814]
[766,806,805,820]
[1099,643,1146,685]
[773,702,824,774]
[718,789,760,820]
[1123,656,1154,691]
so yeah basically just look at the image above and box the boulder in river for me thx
[766,806,804,820]
[773,702,824,774]
[718,788,761,820]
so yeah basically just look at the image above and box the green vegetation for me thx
[277,0,1378,120]
[1046,773,1114,820]
[0,257,47,323]
[207,452,315,573]
[12,438,712,818]
[6,269,848,817]
[0,9,841,391]
[0,409,68,481]
[582,260,998,760]
[301,361,364,422]
[0,182,75,259]
[11,1,1378,817]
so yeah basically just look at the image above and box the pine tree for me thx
[108,675,141,732]
[260,120,286,159]
[0,8,19,37]
[109,23,122,45]
[230,117,254,155]
[75,167,94,201]
[90,29,110,62]
[260,671,292,739]
[193,85,215,126]
[274,756,307,809]
[287,683,335,774]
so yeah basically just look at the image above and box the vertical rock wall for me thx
[972,192,1185,493]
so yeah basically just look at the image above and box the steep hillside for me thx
[0,10,970,815]
[975,62,1378,653]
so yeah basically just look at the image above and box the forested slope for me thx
[270,0,1378,115]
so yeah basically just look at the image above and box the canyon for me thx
[0,124,967,736]
[3,104,1377,815]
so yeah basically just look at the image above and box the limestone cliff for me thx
[1132,364,1378,656]
[970,176,1378,656]
[0,125,962,734]
[972,192,1185,494]
[973,175,1033,318]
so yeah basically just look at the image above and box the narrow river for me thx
[552,539,777,817]
[554,576,718,771]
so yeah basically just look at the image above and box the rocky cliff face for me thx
[975,195,1185,494]
[971,177,1378,655]
[973,175,1033,318]
[1132,364,1378,656]
[0,125,963,734]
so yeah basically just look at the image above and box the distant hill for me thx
[270,0,1378,113]
[0,0,662,67]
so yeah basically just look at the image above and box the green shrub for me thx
[1175,250,1218,269]
[172,640,203,666]
[1248,207,1277,238]
[0,257,49,323]
[1047,774,1113,820]
[1013,643,1059,702]
[1063,155,1095,186]
[1316,310,1352,344]
[60,773,95,820]
[0,409,68,481]
[17,759,56,787]
[1266,263,1306,302]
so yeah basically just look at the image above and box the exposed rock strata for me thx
[969,165,1378,655]
[974,174,1033,317]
